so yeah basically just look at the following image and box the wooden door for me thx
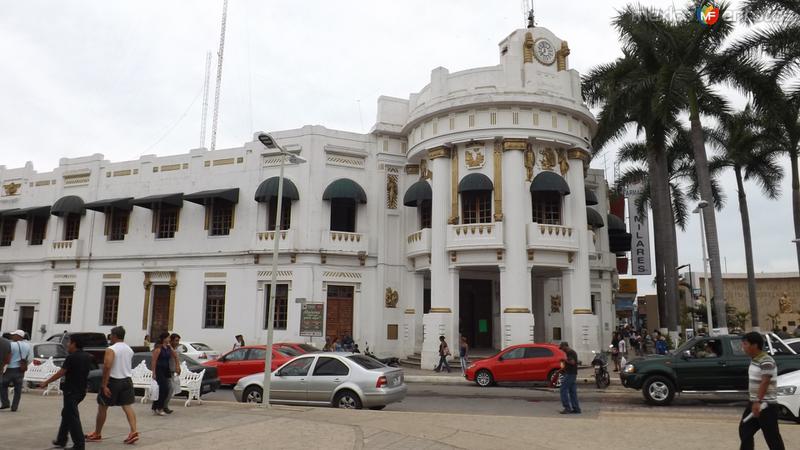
[150,285,170,338]
[325,285,354,342]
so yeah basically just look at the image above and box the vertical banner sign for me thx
[626,183,652,275]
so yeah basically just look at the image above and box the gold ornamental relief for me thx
[385,287,399,308]
[523,32,534,63]
[419,159,432,180]
[465,148,485,169]
[556,41,570,71]
[779,292,794,314]
[524,148,535,181]
[3,182,21,196]
[386,174,398,209]
[539,148,557,171]
[557,149,570,175]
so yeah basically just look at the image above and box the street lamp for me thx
[693,201,713,334]
[257,132,306,409]
[676,263,695,335]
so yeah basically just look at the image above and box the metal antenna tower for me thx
[200,51,212,149]
[209,0,229,152]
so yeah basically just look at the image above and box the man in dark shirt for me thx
[40,335,92,450]
[558,341,581,414]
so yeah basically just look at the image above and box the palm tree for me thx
[583,5,687,332]
[708,107,784,332]
[737,0,800,84]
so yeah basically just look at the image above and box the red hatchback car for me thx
[202,345,293,385]
[465,343,566,387]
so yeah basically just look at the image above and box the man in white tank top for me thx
[85,326,139,445]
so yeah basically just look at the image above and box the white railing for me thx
[47,239,83,259]
[253,229,295,252]
[406,228,431,257]
[526,223,579,252]
[446,222,504,250]
[322,231,368,254]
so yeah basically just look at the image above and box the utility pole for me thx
[210,0,228,152]
[200,51,212,149]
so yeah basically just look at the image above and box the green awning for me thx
[322,179,367,203]
[132,193,184,210]
[51,196,85,217]
[607,214,626,233]
[254,177,300,203]
[587,207,605,228]
[403,180,432,207]
[585,188,598,206]
[610,232,632,253]
[0,209,20,219]
[84,198,134,212]
[530,171,570,195]
[458,173,493,193]
[184,188,239,206]
[4,206,51,219]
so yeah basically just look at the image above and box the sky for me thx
[0,0,797,294]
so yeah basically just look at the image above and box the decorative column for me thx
[564,147,598,361]
[499,138,535,348]
[167,272,177,331]
[422,146,459,368]
[141,273,152,330]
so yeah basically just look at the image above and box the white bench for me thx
[22,357,61,396]
[133,360,205,407]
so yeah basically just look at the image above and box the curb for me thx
[403,375,621,386]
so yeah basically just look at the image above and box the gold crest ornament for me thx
[385,287,399,308]
[465,148,485,169]
[3,182,21,196]
[539,148,556,171]
[557,149,570,175]
[386,174,398,209]
[523,32,534,63]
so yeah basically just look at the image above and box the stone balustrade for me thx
[46,239,83,260]
[446,222,504,250]
[526,223,579,252]
[253,229,295,252]
[322,231,368,254]
[406,228,431,257]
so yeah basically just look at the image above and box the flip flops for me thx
[85,432,102,442]
[124,431,139,445]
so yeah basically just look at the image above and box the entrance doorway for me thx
[459,279,493,349]
[18,306,35,337]
[150,285,170,338]
[325,285,354,342]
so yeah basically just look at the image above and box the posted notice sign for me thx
[300,303,324,337]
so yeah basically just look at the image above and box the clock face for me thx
[534,39,556,65]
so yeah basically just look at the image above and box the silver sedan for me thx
[233,352,407,410]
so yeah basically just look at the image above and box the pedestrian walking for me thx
[655,336,668,355]
[739,332,785,450]
[0,330,32,412]
[233,335,245,350]
[459,336,469,376]
[162,333,182,414]
[0,333,10,378]
[150,332,180,416]
[85,326,139,445]
[434,335,451,373]
[40,335,92,450]
[611,332,621,372]
[323,337,332,352]
[333,337,343,352]
[558,341,580,414]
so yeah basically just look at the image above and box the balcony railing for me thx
[446,222,504,250]
[47,240,83,260]
[526,223,579,252]
[253,229,295,253]
[322,231,368,254]
[406,228,431,257]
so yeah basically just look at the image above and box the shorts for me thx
[97,377,135,407]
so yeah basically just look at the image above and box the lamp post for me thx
[676,263,695,335]
[693,201,713,334]
[257,132,306,408]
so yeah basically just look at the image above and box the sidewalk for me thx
[3,394,797,449]
[403,366,620,386]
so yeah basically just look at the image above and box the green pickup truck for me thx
[620,333,800,405]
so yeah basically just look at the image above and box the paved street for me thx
[2,389,798,450]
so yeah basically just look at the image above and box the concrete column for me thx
[499,139,534,348]
[422,147,457,368]
[564,148,598,361]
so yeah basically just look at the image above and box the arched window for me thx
[323,179,367,233]
[255,177,300,231]
[51,195,86,241]
[419,200,432,229]
[458,173,494,224]
[403,180,432,229]
[529,172,570,225]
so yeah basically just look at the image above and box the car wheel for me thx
[548,370,563,388]
[475,369,494,387]
[369,405,386,411]
[333,390,363,409]
[642,376,675,406]
[243,386,263,404]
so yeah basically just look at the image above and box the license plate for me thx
[392,377,401,386]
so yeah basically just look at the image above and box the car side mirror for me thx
[681,350,691,359]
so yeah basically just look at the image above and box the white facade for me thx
[0,26,620,363]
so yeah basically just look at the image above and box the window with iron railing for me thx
[532,192,562,225]
[419,200,432,229]
[28,216,48,245]
[57,285,74,324]
[461,191,492,224]
[64,214,81,241]
[101,285,119,326]
[209,203,233,236]
[204,285,226,328]
[0,219,15,246]
[264,284,289,330]
[156,208,179,239]
[267,197,291,231]
[107,210,129,241]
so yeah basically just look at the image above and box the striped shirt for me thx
[748,352,778,403]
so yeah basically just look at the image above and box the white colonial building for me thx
[0,25,628,365]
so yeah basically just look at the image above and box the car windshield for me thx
[347,355,385,370]
[298,344,319,353]
[675,337,703,354]
[277,347,301,356]
[190,343,214,351]
[179,354,200,365]
[34,344,67,358]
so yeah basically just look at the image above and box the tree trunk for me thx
[688,87,727,330]
[647,138,679,332]
[791,153,800,274]
[669,196,682,332]
[735,167,759,331]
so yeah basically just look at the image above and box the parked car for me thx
[31,342,68,367]
[175,341,220,361]
[233,352,406,410]
[777,369,800,423]
[784,337,800,354]
[88,352,220,395]
[46,332,109,366]
[202,345,293,385]
[465,343,566,387]
[620,333,800,406]
[276,342,320,355]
